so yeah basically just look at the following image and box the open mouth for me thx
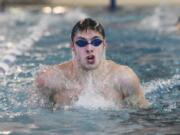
[86,55,95,64]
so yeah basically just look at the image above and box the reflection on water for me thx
[0,5,180,135]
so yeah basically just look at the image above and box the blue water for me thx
[0,6,180,135]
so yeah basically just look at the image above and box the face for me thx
[72,29,106,70]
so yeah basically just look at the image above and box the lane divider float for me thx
[0,16,49,75]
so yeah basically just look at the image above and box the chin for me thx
[83,65,97,70]
[79,59,101,70]
[83,63,99,70]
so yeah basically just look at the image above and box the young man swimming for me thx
[35,18,149,109]
[176,17,180,30]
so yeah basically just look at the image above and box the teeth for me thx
[87,55,94,59]
[86,55,95,64]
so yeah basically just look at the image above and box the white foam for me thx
[0,62,9,72]
[8,48,22,56]
[139,6,178,33]
[2,55,16,63]
[0,15,49,74]
[75,90,117,110]
[0,131,11,135]
[143,74,180,94]
[74,74,117,110]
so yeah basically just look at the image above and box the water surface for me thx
[0,6,180,135]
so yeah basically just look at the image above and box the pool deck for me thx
[2,0,180,7]
[47,0,180,7]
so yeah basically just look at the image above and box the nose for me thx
[86,44,94,53]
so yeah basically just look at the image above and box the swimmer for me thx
[35,18,150,109]
[176,17,180,30]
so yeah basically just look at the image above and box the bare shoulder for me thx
[105,60,138,91]
[57,60,73,71]
[106,60,149,108]
[35,61,73,88]
[109,60,140,90]
[37,60,73,76]
[106,60,138,81]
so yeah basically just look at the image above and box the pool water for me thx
[0,5,180,135]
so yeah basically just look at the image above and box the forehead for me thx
[74,29,103,40]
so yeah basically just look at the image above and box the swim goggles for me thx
[75,38,103,47]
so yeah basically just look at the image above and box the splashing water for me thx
[139,6,179,33]
[143,74,180,112]
[74,73,117,110]
[0,6,180,135]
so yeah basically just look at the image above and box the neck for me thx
[72,59,107,82]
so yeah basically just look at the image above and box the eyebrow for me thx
[76,36,101,40]
[76,37,86,40]
[91,36,101,40]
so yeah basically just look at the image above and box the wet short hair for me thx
[71,18,105,41]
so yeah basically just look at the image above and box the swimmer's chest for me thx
[60,78,122,101]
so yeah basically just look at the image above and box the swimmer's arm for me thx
[35,69,54,97]
[35,70,59,105]
[35,68,73,106]
[35,69,49,89]
[119,68,150,108]
[35,67,60,95]
[35,66,60,89]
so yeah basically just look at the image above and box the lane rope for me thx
[0,15,49,75]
